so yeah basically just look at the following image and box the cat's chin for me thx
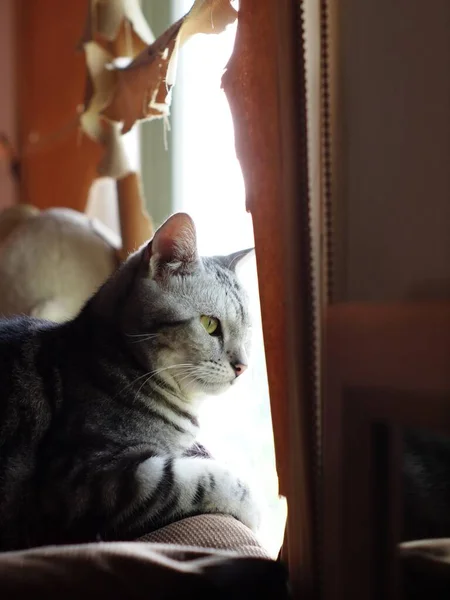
[204,383,233,396]
[181,380,233,398]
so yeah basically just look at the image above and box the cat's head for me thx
[91,213,254,399]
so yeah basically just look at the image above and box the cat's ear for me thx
[143,213,200,277]
[216,248,255,273]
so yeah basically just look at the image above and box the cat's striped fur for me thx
[0,213,259,551]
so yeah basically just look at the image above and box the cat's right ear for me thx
[142,213,200,278]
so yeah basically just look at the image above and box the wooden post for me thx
[16,0,102,211]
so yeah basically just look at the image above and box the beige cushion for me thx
[137,514,270,558]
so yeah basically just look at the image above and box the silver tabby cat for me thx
[0,212,260,551]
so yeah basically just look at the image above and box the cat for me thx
[0,212,260,552]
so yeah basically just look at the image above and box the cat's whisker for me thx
[115,363,196,399]
[171,368,199,378]
[125,333,159,339]
[147,364,196,379]
[176,366,215,387]
[129,336,160,344]
[114,371,154,399]
[177,372,200,385]
[163,368,202,387]
[125,332,161,344]
[132,364,199,401]
[135,373,154,399]
[136,364,199,386]
[134,364,210,401]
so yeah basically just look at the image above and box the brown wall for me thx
[0,0,17,209]
[16,0,101,211]
[331,0,450,302]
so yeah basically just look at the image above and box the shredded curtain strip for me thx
[13,0,239,257]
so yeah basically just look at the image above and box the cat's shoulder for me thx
[0,315,54,343]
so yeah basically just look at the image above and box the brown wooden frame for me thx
[324,303,450,600]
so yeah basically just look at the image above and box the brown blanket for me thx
[0,515,288,599]
[0,542,288,599]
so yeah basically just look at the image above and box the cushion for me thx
[137,514,270,558]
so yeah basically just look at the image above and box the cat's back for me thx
[0,315,50,359]
[0,314,42,340]
[0,316,60,545]
[0,315,55,410]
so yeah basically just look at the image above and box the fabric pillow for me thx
[137,514,271,558]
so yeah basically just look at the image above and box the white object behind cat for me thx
[0,205,120,322]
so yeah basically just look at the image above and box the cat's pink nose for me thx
[232,363,247,377]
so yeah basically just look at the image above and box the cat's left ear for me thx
[216,248,255,272]
[143,212,200,277]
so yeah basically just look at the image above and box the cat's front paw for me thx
[207,467,262,533]
[232,479,262,533]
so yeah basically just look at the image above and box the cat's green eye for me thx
[200,315,220,336]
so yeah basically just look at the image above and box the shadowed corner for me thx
[202,555,291,599]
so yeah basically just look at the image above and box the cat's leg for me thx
[114,456,260,536]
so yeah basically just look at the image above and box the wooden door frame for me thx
[323,302,450,600]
